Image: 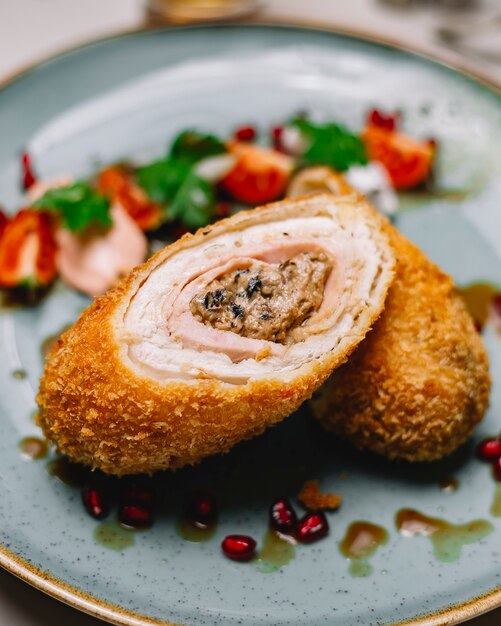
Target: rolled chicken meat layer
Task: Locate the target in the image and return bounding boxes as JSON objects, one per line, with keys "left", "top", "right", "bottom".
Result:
{"left": 121, "top": 196, "right": 392, "bottom": 384}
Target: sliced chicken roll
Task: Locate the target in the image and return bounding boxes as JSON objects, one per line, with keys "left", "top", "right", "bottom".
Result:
{"left": 37, "top": 194, "right": 395, "bottom": 475}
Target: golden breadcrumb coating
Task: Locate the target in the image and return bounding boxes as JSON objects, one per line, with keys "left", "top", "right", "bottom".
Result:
{"left": 310, "top": 224, "right": 491, "bottom": 462}
{"left": 297, "top": 480, "right": 342, "bottom": 511}
{"left": 37, "top": 195, "right": 395, "bottom": 475}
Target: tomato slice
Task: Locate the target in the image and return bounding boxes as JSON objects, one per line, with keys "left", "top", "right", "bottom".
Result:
{"left": 221, "top": 141, "right": 294, "bottom": 204}
{"left": 0, "top": 209, "right": 57, "bottom": 287}
{"left": 362, "top": 126, "right": 435, "bottom": 190}
{"left": 98, "top": 166, "right": 162, "bottom": 231}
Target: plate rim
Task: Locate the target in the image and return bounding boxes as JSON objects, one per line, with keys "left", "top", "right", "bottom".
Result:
{"left": 1, "top": 21, "right": 500, "bottom": 626}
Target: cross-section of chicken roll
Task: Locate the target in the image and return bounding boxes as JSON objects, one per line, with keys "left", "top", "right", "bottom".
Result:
{"left": 37, "top": 194, "right": 395, "bottom": 475}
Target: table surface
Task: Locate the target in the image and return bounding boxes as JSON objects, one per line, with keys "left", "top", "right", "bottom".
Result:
{"left": 0, "top": 1, "right": 500, "bottom": 625}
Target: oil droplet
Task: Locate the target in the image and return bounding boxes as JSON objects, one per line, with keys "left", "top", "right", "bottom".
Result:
{"left": 339, "top": 521, "right": 389, "bottom": 577}
{"left": 256, "top": 530, "right": 296, "bottom": 573}
{"left": 458, "top": 283, "right": 499, "bottom": 329}
{"left": 439, "top": 476, "right": 458, "bottom": 492}
{"left": 396, "top": 509, "right": 493, "bottom": 562}
{"left": 490, "top": 483, "right": 501, "bottom": 517}
{"left": 12, "top": 369, "right": 27, "bottom": 380}
{"left": 41, "top": 324, "right": 71, "bottom": 359}
{"left": 19, "top": 437, "right": 49, "bottom": 460}
{"left": 47, "top": 457, "right": 89, "bottom": 487}
{"left": 94, "top": 520, "right": 135, "bottom": 551}
{"left": 176, "top": 518, "right": 217, "bottom": 542}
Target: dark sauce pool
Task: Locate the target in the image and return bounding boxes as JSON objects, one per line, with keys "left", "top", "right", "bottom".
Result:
{"left": 339, "top": 521, "right": 389, "bottom": 577}
{"left": 19, "top": 436, "right": 49, "bottom": 460}
{"left": 396, "top": 509, "right": 493, "bottom": 562}
{"left": 256, "top": 530, "right": 296, "bottom": 573}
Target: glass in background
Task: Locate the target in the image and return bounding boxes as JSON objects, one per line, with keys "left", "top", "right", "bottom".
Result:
{"left": 146, "top": 0, "right": 261, "bottom": 24}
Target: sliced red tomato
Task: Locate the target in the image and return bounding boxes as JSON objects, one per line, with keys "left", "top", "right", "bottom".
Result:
{"left": 0, "top": 209, "right": 57, "bottom": 288}
{"left": 97, "top": 166, "right": 162, "bottom": 231}
{"left": 221, "top": 141, "right": 294, "bottom": 205}
{"left": 362, "top": 126, "right": 435, "bottom": 190}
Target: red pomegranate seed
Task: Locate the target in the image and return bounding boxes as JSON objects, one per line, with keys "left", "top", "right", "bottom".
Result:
{"left": 296, "top": 511, "right": 329, "bottom": 544}
{"left": 476, "top": 438, "right": 501, "bottom": 462}
{"left": 269, "top": 498, "right": 297, "bottom": 534}
{"left": 234, "top": 126, "right": 256, "bottom": 142}
{"left": 186, "top": 492, "right": 218, "bottom": 529}
{"left": 21, "top": 152, "right": 37, "bottom": 190}
{"left": 82, "top": 480, "right": 110, "bottom": 520}
{"left": 271, "top": 126, "right": 284, "bottom": 151}
{"left": 474, "top": 320, "right": 483, "bottom": 333}
{"left": 119, "top": 482, "right": 154, "bottom": 529}
{"left": 221, "top": 535, "right": 256, "bottom": 561}
{"left": 368, "top": 109, "right": 398, "bottom": 131}
{"left": 120, "top": 504, "right": 152, "bottom": 527}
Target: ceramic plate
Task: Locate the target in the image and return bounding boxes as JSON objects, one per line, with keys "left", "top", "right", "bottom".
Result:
{"left": 1, "top": 25, "right": 501, "bottom": 626}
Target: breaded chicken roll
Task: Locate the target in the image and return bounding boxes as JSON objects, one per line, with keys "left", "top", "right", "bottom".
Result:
{"left": 37, "top": 194, "right": 395, "bottom": 475}
{"left": 310, "top": 224, "right": 490, "bottom": 462}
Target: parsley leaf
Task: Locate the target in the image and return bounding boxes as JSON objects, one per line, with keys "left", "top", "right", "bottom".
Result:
{"left": 291, "top": 119, "right": 367, "bottom": 172}
{"left": 137, "top": 158, "right": 191, "bottom": 205}
{"left": 32, "top": 182, "right": 112, "bottom": 232}
{"left": 169, "top": 171, "right": 215, "bottom": 229}
{"left": 169, "top": 131, "right": 226, "bottom": 164}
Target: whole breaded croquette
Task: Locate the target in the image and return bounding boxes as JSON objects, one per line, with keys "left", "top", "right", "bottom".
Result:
{"left": 310, "top": 223, "right": 491, "bottom": 462}
{"left": 36, "top": 194, "right": 395, "bottom": 476}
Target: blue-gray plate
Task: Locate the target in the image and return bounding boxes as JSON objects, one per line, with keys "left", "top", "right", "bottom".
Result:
{"left": 1, "top": 24, "right": 501, "bottom": 626}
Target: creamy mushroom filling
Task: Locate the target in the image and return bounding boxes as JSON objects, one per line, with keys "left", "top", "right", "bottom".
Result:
{"left": 189, "top": 252, "right": 333, "bottom": 344}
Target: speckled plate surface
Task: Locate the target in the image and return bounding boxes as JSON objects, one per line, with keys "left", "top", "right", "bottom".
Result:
{"left": 1, "top": 25, "right": 501, "bottom": 626}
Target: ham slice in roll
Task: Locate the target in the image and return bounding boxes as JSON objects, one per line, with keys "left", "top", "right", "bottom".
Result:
{"left": 37, "top": 194, "right": 395, "bottom": 475}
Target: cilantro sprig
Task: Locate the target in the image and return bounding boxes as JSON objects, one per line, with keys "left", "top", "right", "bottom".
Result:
{"left": 33, "top": 182, "right": 112, "bottom": 232}
{"left": 170, "top": 130, "right": 226, "bottom": 164}
{"left": 137, "top": 130, "right": 225, "bottom": 229}
{"left": 291, "top": 118, "right": 367, "bottom": 172}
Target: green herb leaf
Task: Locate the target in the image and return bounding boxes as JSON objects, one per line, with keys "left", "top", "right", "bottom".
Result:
{"left": 32, "top": 182, "right": 112, "bottom": 232}
{"left": 291, "top": 119, "right": 367, "bottom": 172}
{"left": 169, "top": 171, "right": 215, "bottom": 229}
{"left": 137, "top": 158, "right": 191, "bottom": 204}
{"left": 169, "top": 131, "right": 226, "bottom": 164}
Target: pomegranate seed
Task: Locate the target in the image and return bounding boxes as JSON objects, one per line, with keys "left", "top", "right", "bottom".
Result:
{"left": 368, "top": 109, "right": 398, "bottom": 131}
{"left": 476, "top": 438, "right": 501, "bottom": 462}
{"left": 21, "top": 152, "right": 37, "bottom": 190}
{"left": 269, "top": 498, "right": 297, "bottom": 534}
{"left": 118, "top": 482, "right": 154, "bottom": 529}
{"left": 494, "top": 457, "right": 501, "bottom": 481}
{"left": 474, "top": 320, "right": 483, "bottom": 333}
{"left": 234, "top": 126, "right": 256, "bottom": 142}
{"left": 185, "top": 492, "right": 218, "bottom": 529}
{"left": 271, "top": 126, "right": 284, "bottom": 151}
{"left": 221, "top": 534, "right": 256, "bottom": 561}
{"left": 296, "top": 511, "right": 329, "bottom": 544}
{"left": 82, "top": 479, "right": 110, "bottom": 520}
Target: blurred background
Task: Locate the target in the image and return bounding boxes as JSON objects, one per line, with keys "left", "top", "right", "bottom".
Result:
{"left": 0, "top": 0, "right": 500, "bottom": 83}
{"left": 0, "top": 1, "right": 500, "bottom": 625}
